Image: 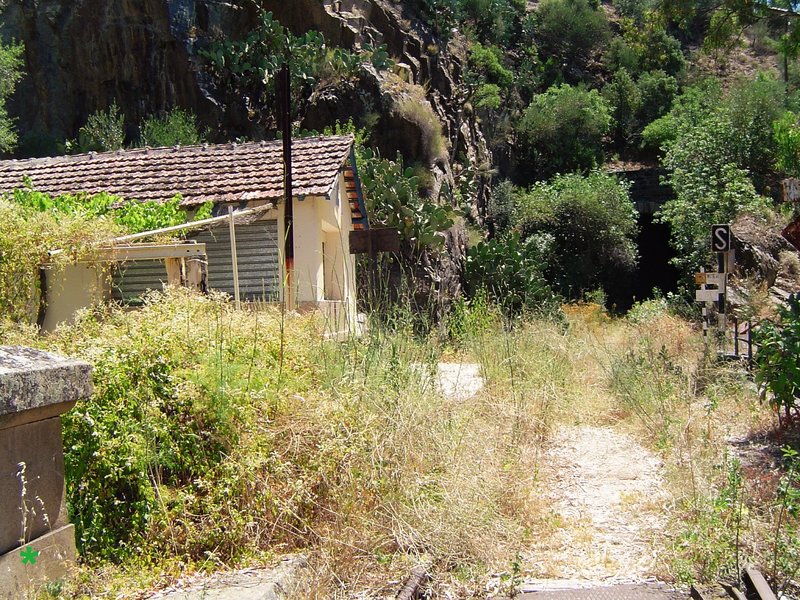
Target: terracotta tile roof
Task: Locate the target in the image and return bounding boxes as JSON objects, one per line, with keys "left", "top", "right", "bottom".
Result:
{"left": 0, "top": 135, "right": 354, "bottom": 206}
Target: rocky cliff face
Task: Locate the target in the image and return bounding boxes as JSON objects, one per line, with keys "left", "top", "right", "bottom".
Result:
{"left": 1, "top": 0, "right": 489, "bottom": 184}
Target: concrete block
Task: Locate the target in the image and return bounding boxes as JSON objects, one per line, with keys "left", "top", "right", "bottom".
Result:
{"left": 0, "top": 525, "right": 77, "bottom": 600}
{"left": 0, "top": 346, "right": 92, "bottom": 430}
{"left": 0, "top": 346, "right": 91, "bottom": 596}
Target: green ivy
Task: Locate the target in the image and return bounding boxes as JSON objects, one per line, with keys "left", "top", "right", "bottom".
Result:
{"left": 9, "top": 183, "right": 212, "bottom": 234}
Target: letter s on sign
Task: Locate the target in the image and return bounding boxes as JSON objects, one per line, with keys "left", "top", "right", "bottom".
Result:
{"left": 711, "top": 224, "right": 730, "bottom": 252}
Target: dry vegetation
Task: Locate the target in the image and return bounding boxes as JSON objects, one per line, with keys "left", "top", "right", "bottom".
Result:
{"left": 2, "top": 293, "right": 796, "bottom": 598}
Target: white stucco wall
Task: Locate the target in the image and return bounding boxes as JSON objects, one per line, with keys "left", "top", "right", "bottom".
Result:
{"left": 41, "top": 263, "right": 109, "bottom": 331}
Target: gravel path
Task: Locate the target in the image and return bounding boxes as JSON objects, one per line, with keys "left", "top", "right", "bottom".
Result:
{"left": 525, "top": 425, "right": 670, "bottom": 585}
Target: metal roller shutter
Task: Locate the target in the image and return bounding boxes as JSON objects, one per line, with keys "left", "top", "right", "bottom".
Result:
{"left": 190, "top": 220, "right": 280, "bottom": 301}
{"left": 112, "top": 260, "right": 169, "bottom": 304}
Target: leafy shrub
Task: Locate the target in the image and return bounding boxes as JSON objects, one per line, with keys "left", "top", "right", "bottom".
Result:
{"left": 612, "top": 0, "right": 655, "bottom": 23}
{"left": 641, "top": 80, "right": 723, "bottom": 154}
{"left": 472, "top": 83, "right": 503, "bottom": 110}
{"left": 636, "top": 70, "right": 679, "bottom": 128}
{"left": 513, "top": 171, "right": 638, "bottom": 300}
{"left": 516, "top": 84, "right": 612, "bottom": 183}
{"left": 534, "top": 0, "right": 610, "bottom": 82}
{"left": 140, "top": 108, "right": 202, "bottom": 148}
{"left": 754, "top": 294, "right": 800, "bottom": 427}
{"left": 468, "top": 42, "right": 514, "bottom": 89}
{"left": 75, "top": 102, "right": 126, "bottom": 152}
{"left": 660, "top": 144, "right": 769, "bottom": 281}
{"left": 604, "top": 69, "right": 678, "bottom": 149}
{"left": 464, "top": 231, "right": 561, "bottom": 317}
{"left": 460, "top": 0, "right": 526, "bottom": 45}
{"left": 603, "top": 69, "right": 642, "bottom": 146}
{"left": 723, "top": 77, "right": 786, "bottom": 186}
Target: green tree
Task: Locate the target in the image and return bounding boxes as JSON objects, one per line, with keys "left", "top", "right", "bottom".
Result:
{"left": 663, "top": 0, "right": 800, "bottom": 51}
{"left": 641, "top": 79, "right": 723, "bottom": 153}
{"left": 604, "top": 68, "right": 678, "bottom": 150}
{"left": 658, "top": 114, "right": 771, "bottom": 280}
{"left": 140, "top": 108, "right": 203, "bottom": 148}
{"left": 0, "top": 36, "right": 23, "bottom": 152}
{"left": 513, "top": 171, "right": 639, "bottom": 300}
{"left": 603, "top": 69, "right": 643, "bottom": 146}
{"left": 604, "top": 17, "right": 685, "bottom": 77}
{"left": 774, "top": 111, "right": 800, "bottom": 175}
{"left": 516, "top": 84, "right": 612, "bottom": 182}
{"left": 75, "top": 102, "right": 126, "bottom": 152}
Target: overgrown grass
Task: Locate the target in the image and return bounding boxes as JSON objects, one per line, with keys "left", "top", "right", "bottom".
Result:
{"left": 3, "top": 292, "right": 797, "bottom": 597}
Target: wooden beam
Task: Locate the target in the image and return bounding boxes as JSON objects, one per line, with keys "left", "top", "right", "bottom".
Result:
{"left": 744, "top": 567, "right": 778, "bottom": 600}
{"left": 97, "top": 243, "right": 207, "bottom": 261}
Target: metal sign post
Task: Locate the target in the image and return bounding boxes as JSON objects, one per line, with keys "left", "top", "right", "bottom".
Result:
{"left": 695, "top": 224, "right": 735, "bottom": 356}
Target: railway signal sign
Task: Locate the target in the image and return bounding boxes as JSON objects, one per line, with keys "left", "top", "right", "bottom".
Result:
{"left": 695, "top": 288, "right": 724, "bottom": 302}
{"left": 694, "top": 272, "right": 727, "bottom": 288}
{"left": 711, "top": 224, "right": 731, "bottom": 252}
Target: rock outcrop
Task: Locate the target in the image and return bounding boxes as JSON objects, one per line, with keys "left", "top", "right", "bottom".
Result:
{"left": 1, "top": 0, "right": 489, "bottom": 193}
{"left": 730, "top": 214, "right": 800, "bottom": 312}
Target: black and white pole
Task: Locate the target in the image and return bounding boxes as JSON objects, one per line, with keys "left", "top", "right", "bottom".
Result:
{"left": 711, "top": 224, "right": 732, "bottom": 354}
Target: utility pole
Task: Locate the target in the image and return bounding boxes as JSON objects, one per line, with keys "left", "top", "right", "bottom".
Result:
{"left": 278, "top": 62, "right": 294, "bottom": 309}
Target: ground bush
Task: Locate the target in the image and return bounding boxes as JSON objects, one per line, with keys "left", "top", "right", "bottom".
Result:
{"left": 513, "top": 171, "right": 638, "bottom": 302}
{"left": 754, "top": 294, "right": 800, "bottom": 426}
{"left": 30, "top": 291, "right": 319, "bottom": 560}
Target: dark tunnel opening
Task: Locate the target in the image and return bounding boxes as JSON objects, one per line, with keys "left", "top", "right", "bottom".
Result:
{"left": 631, "top": 213, "right": 680, "bottom": 307}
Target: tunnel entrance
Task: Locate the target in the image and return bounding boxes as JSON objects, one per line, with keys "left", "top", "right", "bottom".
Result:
{"left": 606, "top": 166, "right": 680, "bottom": 312}
{"left": 606, "top": 213, "right": 679, "bottom": 313}
{"left": 632, "top": 213, "right": 680, "bottom": 304}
